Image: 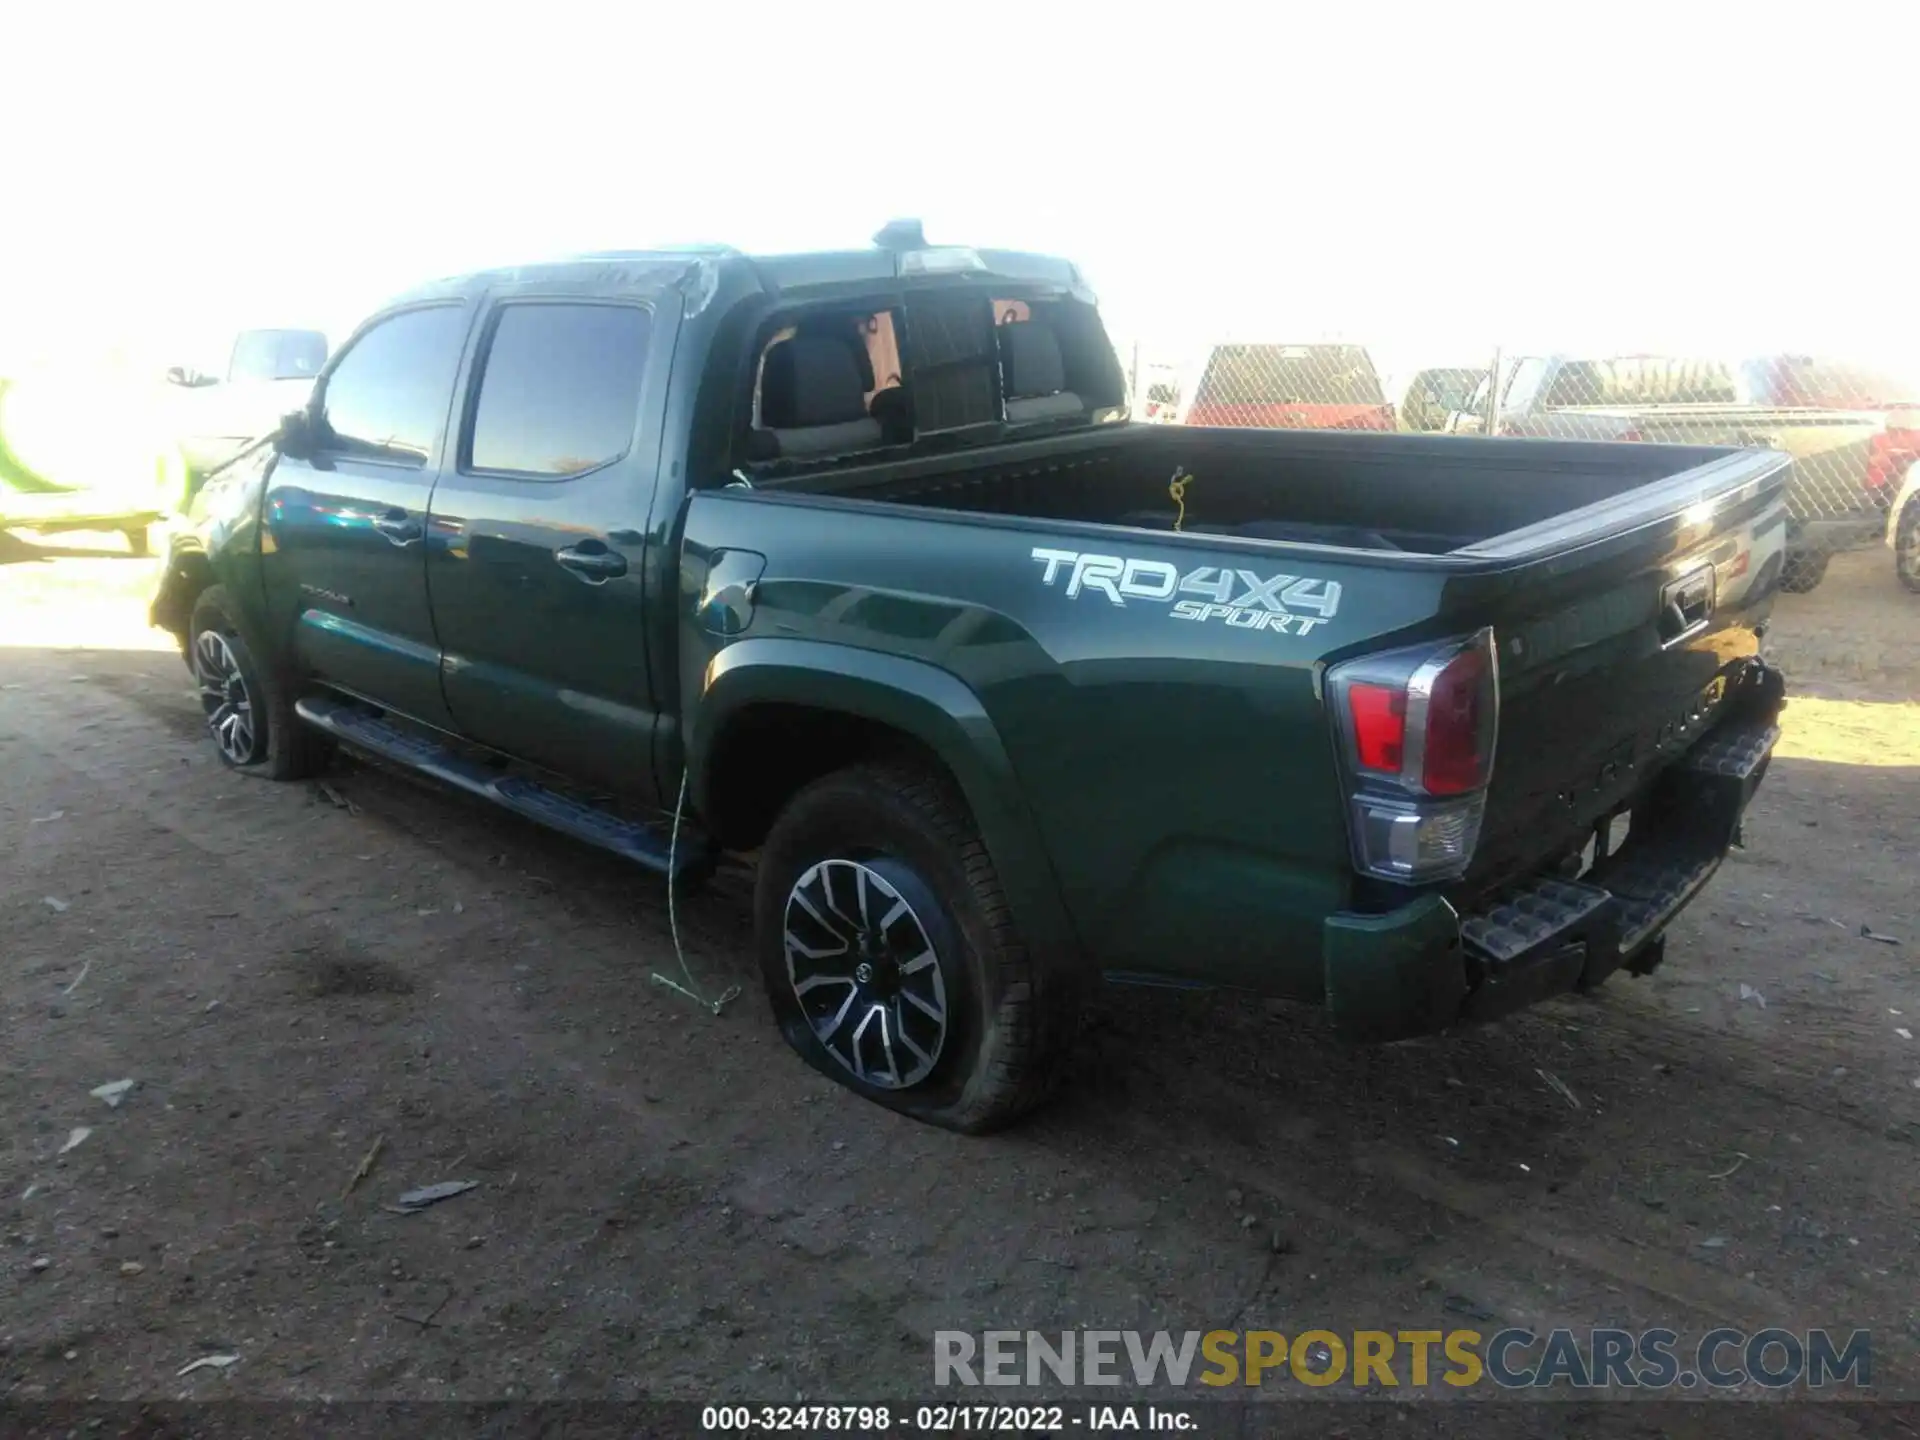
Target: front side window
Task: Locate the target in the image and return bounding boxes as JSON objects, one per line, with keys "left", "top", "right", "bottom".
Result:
{"left": 318, "top": 306, "right": 469, "bottom": 465}
{"left": 469, "top": 303, "right": 653, "bottom": 477}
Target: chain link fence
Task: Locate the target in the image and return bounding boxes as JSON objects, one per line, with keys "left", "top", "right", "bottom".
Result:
{"left": 1129, "top": 341, "right": 1919, "bottom": 593}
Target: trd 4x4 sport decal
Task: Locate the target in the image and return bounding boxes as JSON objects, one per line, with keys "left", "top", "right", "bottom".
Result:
{"left": 1030, "top": 547, "right": 1341, "bottom": 637}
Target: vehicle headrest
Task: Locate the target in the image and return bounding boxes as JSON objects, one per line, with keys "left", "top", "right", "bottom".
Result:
{"left": 999, "top": 321, "right": 1067, "bottom": 399}
{"left": 794, "top": 319, "right": 876, "bottom": 391}
{"left": 761, "top": 337, "right": 871, "bottom": 429}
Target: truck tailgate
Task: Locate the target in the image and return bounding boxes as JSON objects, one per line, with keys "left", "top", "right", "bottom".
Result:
{"left": 1443, "top": 443, "right": 1791, "bottom": 903}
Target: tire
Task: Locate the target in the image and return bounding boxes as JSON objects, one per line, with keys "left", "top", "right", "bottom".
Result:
{"left": 754, "top": 761, "right": 1081, "bottom": 1133}
{"left": 188, "top": 584, "right": 333, "bottom": 780}
{"left": 1779, "top": 549, "right": 1829, "bottom": 594}
{"left": 1896, "top": 500, "right": 1920, "bottom": 595}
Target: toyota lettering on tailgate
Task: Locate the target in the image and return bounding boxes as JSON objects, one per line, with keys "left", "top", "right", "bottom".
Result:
{"left": 1030, "top": 547, "right": 1341, "bottom": 637}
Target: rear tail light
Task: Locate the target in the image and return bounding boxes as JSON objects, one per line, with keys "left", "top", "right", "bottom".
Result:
{"left": 1326, "top": 629, "right": 1500, "bottom": 883}
{"left": 1617, "top": 427, "right": 1644, "bottom": 443}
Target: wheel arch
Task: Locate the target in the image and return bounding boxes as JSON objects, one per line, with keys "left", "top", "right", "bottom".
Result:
{"left": 150, "top": 542, "right": 216, "bottom": 645}
{"left": 690, "top": 638, "right": 1083, "bottom": 968}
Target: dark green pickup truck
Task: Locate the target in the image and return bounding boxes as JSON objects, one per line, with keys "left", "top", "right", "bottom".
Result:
{"left": 151, "top": 227, "right": 1789, "bottom": 1131}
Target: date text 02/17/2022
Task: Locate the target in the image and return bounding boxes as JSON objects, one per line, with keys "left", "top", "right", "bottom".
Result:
{"left": 699, "top": 1404, "right": 1196, "bottom": 1431}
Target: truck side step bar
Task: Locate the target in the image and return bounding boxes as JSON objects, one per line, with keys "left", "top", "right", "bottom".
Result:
{"left": 293, "top": 696, "right": 715, "bottom": 881}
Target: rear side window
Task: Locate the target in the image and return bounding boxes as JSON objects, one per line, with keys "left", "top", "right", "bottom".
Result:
{"left": 319, "top": 306, "right": 469, "bottom": 465}
{"left": 469, "top": 303, "right": 652, "bottom": 477}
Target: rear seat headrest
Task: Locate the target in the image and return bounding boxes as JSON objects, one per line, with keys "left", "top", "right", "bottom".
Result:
{"left": 999, "top": 321, "right": 1068, "bottom": 399}
{"left": 761, "top": 337, "right": 872, "bottom": 429}
{"left": 795, "top": 320, "right": 876, "bottom": 391}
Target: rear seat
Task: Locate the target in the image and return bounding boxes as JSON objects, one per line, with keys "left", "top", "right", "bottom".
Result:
{"left": 998, "top": 321, "right": 1083, "bottom": 422}
{"left": 758, "top": 336, "right": 884, "bottom": 459}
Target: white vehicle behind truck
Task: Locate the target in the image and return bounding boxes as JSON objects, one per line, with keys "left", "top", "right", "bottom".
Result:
{"left": 164, "top": 327, "right": 329, "bottom": 492}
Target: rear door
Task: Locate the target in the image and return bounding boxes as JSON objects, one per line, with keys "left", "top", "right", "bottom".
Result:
{"left": 260, "top": 303, "right": 472, "bottom": 728}
{"left": 424, "top": 286, "right": 677, "bottom": 801}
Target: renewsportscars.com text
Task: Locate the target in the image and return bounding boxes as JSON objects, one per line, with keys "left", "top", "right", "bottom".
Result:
{"left": 934, "top": 1328, "right": 1871, "bottom": 1391}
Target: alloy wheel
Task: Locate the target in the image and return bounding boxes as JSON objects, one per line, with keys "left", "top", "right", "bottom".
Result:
{"left": 194, "top": 629, "right": 258, "bottom": 765}
{"left": 783, "top": 858, "right": 948, "bottom": 1089}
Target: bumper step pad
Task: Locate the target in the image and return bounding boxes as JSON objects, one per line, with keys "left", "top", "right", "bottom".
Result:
{"left": 1460, "top": 876, "right": 1613, "bottom": 965}
{"left": 1681, "top": 723, "right": 1779, "bottom": 782}
{"left": 1593, "top": 844, "right": 1723, "bottom": 957}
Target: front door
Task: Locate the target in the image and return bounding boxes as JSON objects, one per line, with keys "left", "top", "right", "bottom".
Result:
{"left": 261, "top": 302, "right": 472, "bottom": 728}
{"left": 425, "top": 291, "right": 674, "bottom": 800}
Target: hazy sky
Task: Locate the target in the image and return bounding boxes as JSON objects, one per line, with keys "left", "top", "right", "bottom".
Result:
{"left": 8, "top": 0, "right": 1918, "bottom": 387}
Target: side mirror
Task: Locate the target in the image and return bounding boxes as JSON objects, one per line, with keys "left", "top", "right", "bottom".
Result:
{"left": 274, "top": 409, "right": 317, "bottom": 460}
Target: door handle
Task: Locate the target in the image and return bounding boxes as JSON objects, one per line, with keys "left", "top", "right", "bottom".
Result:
{"left": 555, "top": 541, "right": 628, "bottom": 581}
{"left": 374, "top": 510, "right": 422, "bottom": 546}
{"left": 1658, "top": 566, "right": 1715, "bottom": 647}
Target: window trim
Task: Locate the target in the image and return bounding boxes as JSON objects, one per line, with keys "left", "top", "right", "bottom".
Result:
{"left": 457, "top": 297, "right": 656, "bottom": 484}
{"left": 311, "top": 302, "right": 469, "bottom": 471}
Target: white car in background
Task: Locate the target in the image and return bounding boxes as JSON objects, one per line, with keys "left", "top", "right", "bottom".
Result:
{"left": 1887, "top": 450, "right": 1920, "bottom": 592}
{"left": 164, "top": 327, "right": 329, "bottom": 492}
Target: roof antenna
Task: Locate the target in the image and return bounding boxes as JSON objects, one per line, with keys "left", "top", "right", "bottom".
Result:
{"left": 872, "top": 218, "right": 927, "bottom": 252}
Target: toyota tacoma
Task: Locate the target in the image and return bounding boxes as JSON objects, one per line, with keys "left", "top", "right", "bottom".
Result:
{"left": 150, "top": 225, "right": 1789, "bottom": 1131}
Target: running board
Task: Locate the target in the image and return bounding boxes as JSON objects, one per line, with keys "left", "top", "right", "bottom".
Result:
{"left": 293, "top": 696, "right": 713, "bottom": 880}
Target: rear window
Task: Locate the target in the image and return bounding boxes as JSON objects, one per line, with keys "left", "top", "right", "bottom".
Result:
{"left": 1417, "top": 368, "right": 1483, "bottom": 412}
{"left": 1193, "top": 345, "right": 1384, "bottom": 406}
{"left": 469, "top": 303, "right": 652, "bottom": 477}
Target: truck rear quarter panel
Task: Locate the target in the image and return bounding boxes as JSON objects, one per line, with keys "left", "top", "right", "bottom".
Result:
{"left": 681, "top": 490, "right": 1454, "bottom": 996}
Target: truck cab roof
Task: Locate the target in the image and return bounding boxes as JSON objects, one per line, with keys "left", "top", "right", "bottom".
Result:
{"left": 383, "top": 235, "right": 1090, "bottom": 312}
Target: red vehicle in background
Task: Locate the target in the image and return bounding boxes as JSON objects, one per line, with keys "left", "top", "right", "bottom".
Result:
{"left": 1177, "top": 343, "right": 1396, "bottom": 430}
{"left": 1744, "top": 355, "right": 1919, "bottom": 512}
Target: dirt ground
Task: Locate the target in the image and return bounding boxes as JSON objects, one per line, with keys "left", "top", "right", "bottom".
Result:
{"left": 2, "top": 531, "right": 1917, "bottom": 1428}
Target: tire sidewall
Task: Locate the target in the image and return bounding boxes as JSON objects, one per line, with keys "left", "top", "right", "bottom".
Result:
{"left": 754, "top": 772, "right": 996, "bottom": 1123}
{"left": 1897, "top": 498, "right": 1920, "bottom": 593}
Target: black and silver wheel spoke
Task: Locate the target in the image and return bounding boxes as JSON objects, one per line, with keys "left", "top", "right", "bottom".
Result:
{"left": 193, "top": 630, "right": 257, "bottom": 765}
{"left": 784, "top": 858, "right": 948, "bottom": 1091}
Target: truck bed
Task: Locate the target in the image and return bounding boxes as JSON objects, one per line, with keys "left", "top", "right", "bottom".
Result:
{"left": 785, "top": 424, "right": 1755, "bottom": 558}
{"left": 705, "top": 427, "right": 1789, "bottom": 953}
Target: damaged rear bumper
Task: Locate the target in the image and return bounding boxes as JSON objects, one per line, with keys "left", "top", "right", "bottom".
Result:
{"left": 1323, "top": 661, "right": 1784, "bottom": 1043}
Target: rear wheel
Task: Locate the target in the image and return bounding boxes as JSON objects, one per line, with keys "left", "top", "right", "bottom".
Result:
{"left": 1896, "top": 498, "right": 1920, "bottom": 595}
{"left": 754, "top": 761, "right": 1080, "bottom": 1133}
{"left": 188, "top": 585, "right": 332, "bottom": 779}
{"left": 1779, "top": 548, "right": 1829, "bottom": 594}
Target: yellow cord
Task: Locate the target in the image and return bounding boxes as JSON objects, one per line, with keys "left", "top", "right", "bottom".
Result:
{"left": 1168, "top": 467, "right": 1194, "bottom": 532}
